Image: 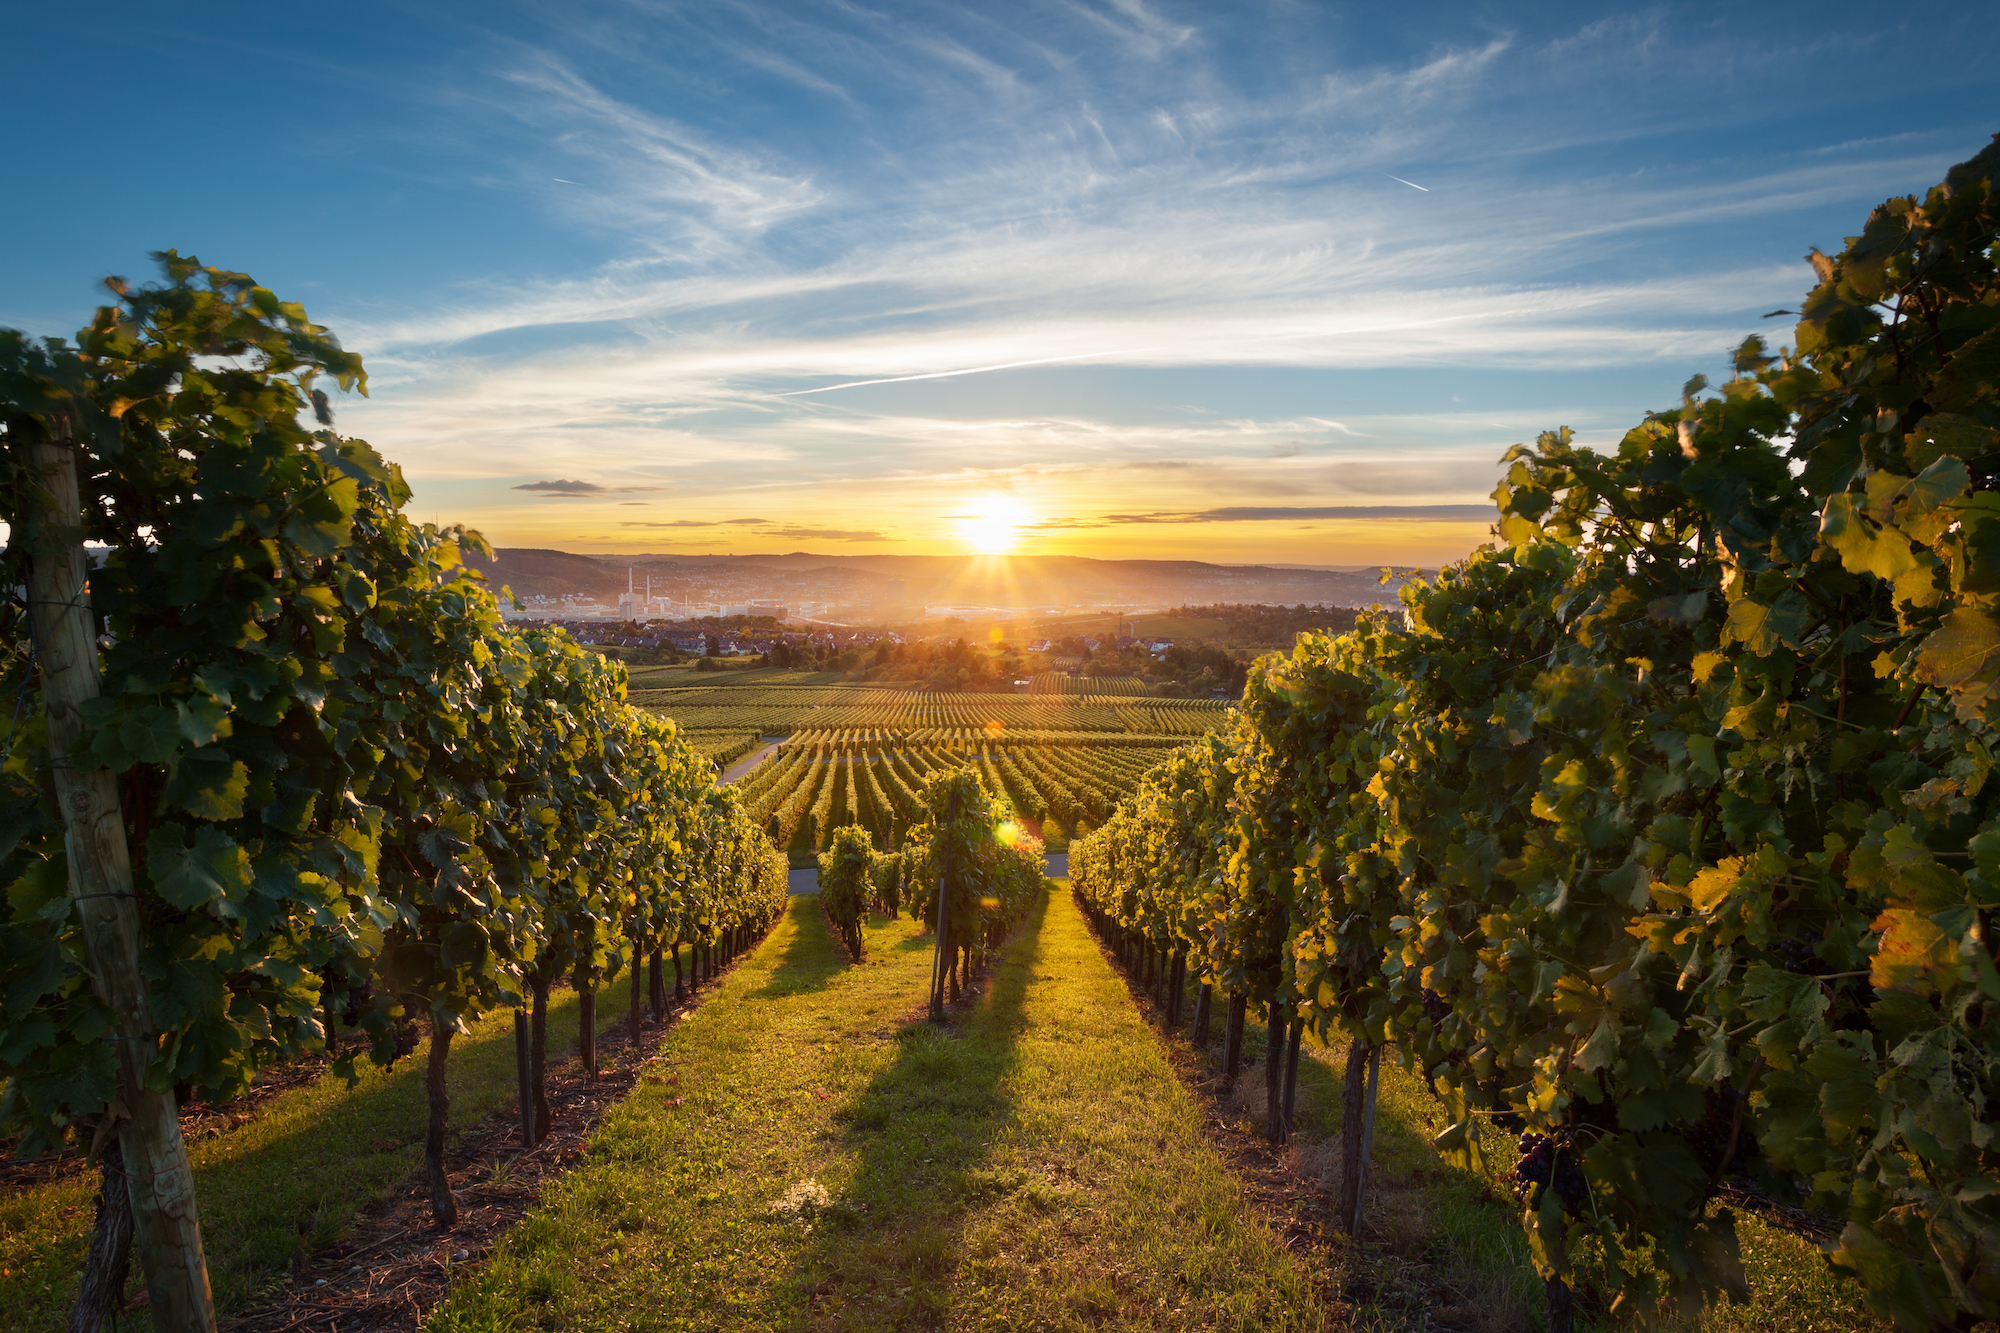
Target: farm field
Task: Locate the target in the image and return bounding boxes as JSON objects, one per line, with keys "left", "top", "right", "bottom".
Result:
{"left": 634, "top": 678, "right": 1232, "bottom": 856}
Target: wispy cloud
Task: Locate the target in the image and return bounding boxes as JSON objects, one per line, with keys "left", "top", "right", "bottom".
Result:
{"left": 302, "top": 2, "right": 1986, "bottom": 558}
{"left": 1036, "top": 504, "right": 1496, "bottom": 528}
{"left": 511, "top": 478, "right": 669, "bottom": 497}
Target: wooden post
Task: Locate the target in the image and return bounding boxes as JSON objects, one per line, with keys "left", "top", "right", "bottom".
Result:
{"left": 930, "top": 787, "right": 955, "bottom": 1020}
{"left": 1193, "top": 983, "right": 1212, "bottom": 1045}
{"left": 513, "top": 1010, "right": 532, "bottom": 1148}
{"left": 1222, "top": 992, "right": 1246, "bottom": 1090}
{"left": 627, "top": 931, "right": 643, "bottom": 1049}
{"left": 1337, "top": 1040, "right": 1379, "bottom": 1233}
{"left": 1265, "top": 1003, "right": 1285, "bottom": 1143}
{"left": 1281, "top": 1014, "right": 1304, "bottom": 1141}
{"left": 25, "top": 418, "right": 218, "bottom": 1332}
{"left": 577, "top": 980, "right": 597, "bottom": 1080}
{"left": 426, "top": 1024, "right": 457, "bottom": 1228}
{"left": 528, "top": 976, "right": 551, "bottom": 1143}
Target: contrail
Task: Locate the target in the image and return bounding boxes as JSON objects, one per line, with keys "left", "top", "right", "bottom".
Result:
{"left": 779, "top": 347, "right": 1156, "bottom": 396}
{"left": 1386, "top": 175, "right": 1429, "bottom": 192}
{"left": 553, "top": 177, "right": 579, "bottom": 184}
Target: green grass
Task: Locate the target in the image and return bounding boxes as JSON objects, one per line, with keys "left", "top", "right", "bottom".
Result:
{"left": 430, "top": 889, "right": 1328, "bottom": 1332}
{"left": 3, "top": 888, "right": 1885, "bottom": 1333}
{"left": 0, "top": 966, "right": 656, "bottom": 1333}
{"left": 1140, "top": 959, "right": 1888, "bottom": 1333}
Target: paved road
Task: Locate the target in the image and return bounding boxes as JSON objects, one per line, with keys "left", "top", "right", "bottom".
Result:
{"left": 719, "top": 738, "right": 783, "bottom": 785}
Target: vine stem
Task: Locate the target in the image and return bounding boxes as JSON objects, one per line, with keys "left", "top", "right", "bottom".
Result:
{"left": 1893, "top": 681, "right": 1927, "bottom": 731}
{"left": 1710, "top": 1056, "right": 1768, "bottom": 1193}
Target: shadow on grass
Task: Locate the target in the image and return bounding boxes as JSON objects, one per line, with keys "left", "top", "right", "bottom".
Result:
{"left": 781, "top": 893, "right": 1047, "bottom": 1328}
{"left": 44, "top": 973, "right": 640, "bottom": 1327}
{"left": 753, "top": 895, "right": 852, "bottom": 999}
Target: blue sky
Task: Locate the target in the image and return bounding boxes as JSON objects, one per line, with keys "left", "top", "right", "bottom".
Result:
{"left": 5, "top": 1, "right": 1996, "bottom": 564}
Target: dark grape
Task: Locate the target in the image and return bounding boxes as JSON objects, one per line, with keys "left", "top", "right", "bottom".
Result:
{"left": 1553, "top": 1155, "right": 1588, "bottom": 1210}
{"left": 1514, "top": 1133, "right": 1552, "bottom": 1204}
{"left": 341, "top": 978, "right": 374, "bottom": 1028}
{"left": 1775, "top": 934, "right": 1827, "bottom": 976}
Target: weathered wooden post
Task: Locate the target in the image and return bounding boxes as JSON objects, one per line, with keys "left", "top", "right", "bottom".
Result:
{"left": 25, "top": 417, "right": 218, "bottom": 1331}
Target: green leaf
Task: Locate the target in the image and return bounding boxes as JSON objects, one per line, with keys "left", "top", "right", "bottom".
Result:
{"left": 1578, "top": 1012, "right": 1619, "bottom": 1072}
{"left": 1906, "top": 413, "right": 2000, "bottom": 471}
{"left": 162, "top": 747, "right": 251, "bottom": 821}
{"left": 176, "top": 695, "right": 232, "bottom": 748}
{"left": 146, "top": 822, "right": 252, "bottom": 912}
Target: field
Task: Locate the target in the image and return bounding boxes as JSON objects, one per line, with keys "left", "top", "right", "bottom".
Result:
{"left": 630, "top": 677, "right": 1232, "bottom": 856}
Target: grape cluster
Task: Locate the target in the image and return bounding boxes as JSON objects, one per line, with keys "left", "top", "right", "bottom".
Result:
{"left": 340, "top": 978, "right": 375, "bottom": 1028}
{"left": 1775, "top": 934, "right": 1827, "bottom": 976}
{"left": 1514, "top": 1133, "right": 1588, "bottom": 1212}
{"left": 392, "top": 1021, "right": 421, "bottom": 1061}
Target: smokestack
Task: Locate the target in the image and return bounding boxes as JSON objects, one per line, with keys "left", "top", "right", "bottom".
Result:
{"left": 628, "top": 566, "right": 634, "bottom": 594}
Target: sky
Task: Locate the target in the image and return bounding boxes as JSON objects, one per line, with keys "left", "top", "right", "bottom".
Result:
{"left": 4, "top": 1, "right": 1997, "bottom": 566}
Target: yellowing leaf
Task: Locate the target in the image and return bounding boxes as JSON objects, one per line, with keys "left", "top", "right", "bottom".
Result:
{"left": 1915, "top": 606, "right": 2000, "bottom": 691}
{"left": 1821, "top": 493, "right": 1920, "bottom": 580}
{"left": 1869, "top": 909, "right": 1962, "bottom": 995}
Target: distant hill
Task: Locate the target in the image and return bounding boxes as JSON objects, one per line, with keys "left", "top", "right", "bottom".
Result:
{"left": 462, "top": 548, "right": 627, "bottom": 599}
{"left": 468, "top": 547, "right": 1428, "bottom": 612}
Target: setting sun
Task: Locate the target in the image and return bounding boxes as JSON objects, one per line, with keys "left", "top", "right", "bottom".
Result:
{"left": 957, "top": 494, "right": 1029, "bottom": 554}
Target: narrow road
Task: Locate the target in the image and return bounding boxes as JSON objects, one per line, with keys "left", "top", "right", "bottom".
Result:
{"left": 430, "top": 888, "right": 1328, "bottom": 1330}
{"left": 719, "top": 736, "right": 782, "bottom": 784}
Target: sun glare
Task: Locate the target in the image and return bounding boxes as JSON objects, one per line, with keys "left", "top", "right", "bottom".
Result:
{"left": 958, "top": 495, "right": 1029, "bottom": 554}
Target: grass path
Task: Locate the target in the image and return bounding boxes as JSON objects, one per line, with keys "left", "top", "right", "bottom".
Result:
{"left": 429, "top": 888, "right": 1327, "bottom": 1332}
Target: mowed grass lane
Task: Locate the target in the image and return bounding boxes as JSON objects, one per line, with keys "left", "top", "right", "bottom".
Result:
{"left": 430, "top": 888, "right": 1326, "bottom": 1332}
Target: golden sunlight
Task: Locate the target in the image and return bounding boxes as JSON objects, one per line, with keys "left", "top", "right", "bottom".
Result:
{"left": 957, "top": 494, "right": 1028, "bottom": 554}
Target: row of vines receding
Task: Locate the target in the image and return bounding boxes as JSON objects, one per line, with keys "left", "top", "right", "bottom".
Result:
{"left": 0, "top": 255, "right": 791, "bottom": 1327}
{"left": 1071, "top": 136, "right": 2000, "bottom": 1332}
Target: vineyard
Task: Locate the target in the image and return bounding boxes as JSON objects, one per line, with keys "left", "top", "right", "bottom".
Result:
{"left": 630, "top": 679, "right": 1226, "bottom": 738}
{"left": 1028, "top": 671, "right": 1153, "bottom": 695}
{"left": 4, "top": 140, "right": 1996, "bottom": 1333}
{"left": 0, "top": 259, "right": 1026, "bottom": 1331}
{"left": 633, "top": 679, "right": 1231, "bottom": 856}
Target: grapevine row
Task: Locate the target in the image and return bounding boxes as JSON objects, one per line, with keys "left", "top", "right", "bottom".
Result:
{"left": 0, "top": 259, "right": 791, "bottom": 1324}
{"left": 1073, "top": 142, "right": 2000, "bottom": 1333}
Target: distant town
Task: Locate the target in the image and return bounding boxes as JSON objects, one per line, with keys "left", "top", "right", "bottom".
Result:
{"left": 465, "top": 547, "right": 1418, "bottom": 629}
{"left": 461, "top": 547, "right": 1414, "bottom": 695}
